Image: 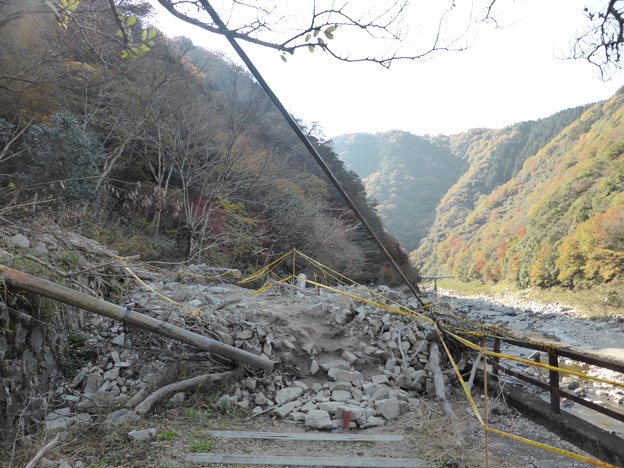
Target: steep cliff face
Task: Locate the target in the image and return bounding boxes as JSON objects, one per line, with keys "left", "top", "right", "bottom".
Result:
{"left": 0, "top": 228, "right": 122, "bottom": 441}
{"left": 333, "top": 93, "right": 624, "bottom": 289}
{"left": 0, "top": 293, "right": 71, "bottom": 440}
{"left": 420, "top": 106, "right": 592, "bottom": 253}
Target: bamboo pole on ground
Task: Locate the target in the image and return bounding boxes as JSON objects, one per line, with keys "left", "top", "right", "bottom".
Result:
{"left": 0, "top": 265, "right": 274, "bottom": 371}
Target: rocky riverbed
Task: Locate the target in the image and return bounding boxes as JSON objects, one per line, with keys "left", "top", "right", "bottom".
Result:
{"left": 434, "top": 289, "right": 624, "bottom": 438}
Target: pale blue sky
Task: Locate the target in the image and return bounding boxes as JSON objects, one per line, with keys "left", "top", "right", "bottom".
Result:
{"left": 153, "top": 0, "right": 624, "bottom": 138}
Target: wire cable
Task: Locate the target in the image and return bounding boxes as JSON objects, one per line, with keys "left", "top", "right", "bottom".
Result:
{"left": 198, "top": 0, "right": 426, "bottom": 307}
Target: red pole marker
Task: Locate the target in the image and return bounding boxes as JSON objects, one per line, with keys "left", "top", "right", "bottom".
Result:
{"left": 343, "top": 410, "right": 350, "bottom": 430}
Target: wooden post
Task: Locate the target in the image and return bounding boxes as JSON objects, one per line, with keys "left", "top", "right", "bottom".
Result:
{"left": 493, "top": 338, "right": 500, "bottom": 377}
{"left": 549, "top": 352, "right": 560, "bottom": 414}
{"left": 482, "top": 337, "right": 490, "bottom": 468}
{"left": 0, "top": 265, "right": 274, "bottom": 371}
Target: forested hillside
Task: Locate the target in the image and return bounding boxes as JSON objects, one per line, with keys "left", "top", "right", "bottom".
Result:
{"left": 333, "top": 132, "right": 464, "bottom": 252}
{"left": 419, "top": 93, "right": 624, "bottom": 289}
{"left": 333, "top": 97, "right": 624, "bottom": 291}
{"left": 0, "top": 0, "right": 416, "bottom": 284}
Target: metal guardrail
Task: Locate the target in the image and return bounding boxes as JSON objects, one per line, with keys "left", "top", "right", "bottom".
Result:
{"left": 489, "top": 337, "right": 624, "bottom": 424}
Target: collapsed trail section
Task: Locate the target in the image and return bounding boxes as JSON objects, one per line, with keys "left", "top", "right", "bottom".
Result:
{"left": 198, "top": 0, "right": 426, "bottom": 306}
{"left": 0, "top": 263, "right": 274, "bottom": 371}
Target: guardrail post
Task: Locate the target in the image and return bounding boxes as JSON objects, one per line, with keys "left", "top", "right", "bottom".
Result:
{"left": 548, "top": 352, "right": 560, "bottom": 413}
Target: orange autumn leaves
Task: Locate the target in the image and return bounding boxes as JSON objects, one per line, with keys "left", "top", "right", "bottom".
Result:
{"left": 556, "top": 204, "right": 624, "bottom": 286}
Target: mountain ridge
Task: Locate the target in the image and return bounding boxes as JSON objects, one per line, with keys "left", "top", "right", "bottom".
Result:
{"left": 331, "top": 92, "right": 624, "bottom": 289}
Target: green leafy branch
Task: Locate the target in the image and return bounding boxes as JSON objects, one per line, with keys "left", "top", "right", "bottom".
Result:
{"left": 116, "top": 15, "right": 158, "bottom": 59}
{"left": 280, "top": 25, "right": 337, "bottom": 62}
{"left": 51, "top": 0, "right": 80, "bottom": 28}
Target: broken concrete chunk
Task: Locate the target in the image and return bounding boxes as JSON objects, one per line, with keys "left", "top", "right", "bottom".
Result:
{"left": 331, "top": 389, "right": 351, "bottom": 402}
{"left": 254, "top": 393, "right": 268, "bottom": 405}
{"left": 327, "top": 368, "right": 363, "bottom": 383}
{"left": 336, "top": 404, "right": 365, "bottom": 423}
{"left": 111, "top": 333, "right": 125, "bottom": 346}
{"left": 45, "top": 418, "right": 72, "bottom": 435}
{"left": 292, "top": 380, "right": 310, "bottom": 391}
{"left": 342, "top": 350, "right": 358, "bottom": 363}
{"left": 319, "top": 360, "right": 350, "bottom": 372}
{"left": 275, "top": 386, "right": 303, "bottom": 405}
{"left": 328, "top": 381, "right": 352, "bottom": 392}
{"left": 244, "top": 377, "right": 258, "bottom": 391}
{"left": 273, "top": 400, "right": 300, "bottom": 418}
{"left": 10, "top": 234, "right": 30, "bottom": 249}
{"left": 236, "top": 329, "right": 253, "bottom": 340}
{"left": 361, "top": 382, "right": 380, "bottom": 397}
{"left": 83, "top": 373, "right": 103, "bottom": 394}
{"left": 371, "top": 374, "right": 390, "bottom": 385}
{"left": 166, "top": 392, "right": 185, "bottom": 408}
{"left": 376, "top": 397, "right": 401, "bottom": 420}
{"left": 300, "top": 400, "right": 317, "bottom": 412}
{"left": 242, "top": 342, "right": 262, "bottom": 355}
{"left": 317, "top": 401, "right": 342, "bottom": 414}
{"left": 103, "top": 367, "right": 120, "bottom": 382}
{"left": 290, "top": 411, "right": 307, "bottom": 421}
{"left": 371, "top": 386, "right": 391, "bottom": 401}
{"left": 304, "top": 409, "right": 335, "bottom": 430}
{"left": 302, "top": 341, "right": 316, "bottom": 355}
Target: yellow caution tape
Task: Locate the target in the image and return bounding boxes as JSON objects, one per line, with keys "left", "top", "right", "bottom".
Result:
{"left": 142, "top": 264, "right": 232, "bottom": 279}
{"left": 296, "top": 250, "right": 419, "bottom": 311}
{"left": 434, "top": 323, "right": 620, "bottom": 468}
{"left": 449, "top": 331, "right": 624, "bottom": 388}
{"left": 117, "top": 247, "right": 621, "bottom": 467}
{"left": 244, "top": 249, "right": 623, "bottom": 387}
{"left": 310, "top": 279, "right": 433, "bottom": 323}
{"left": 239, "top": 249, "right": 294, "bottom": 284}
{"left": 116, "top": 257, "right": 204, "bottom": 316}
{"left": 434, "top": 322, "right": 486, "bottom": 426}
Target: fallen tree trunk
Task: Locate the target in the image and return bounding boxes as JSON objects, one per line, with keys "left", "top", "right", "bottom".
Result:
{"left": 134, "top": 371, "right": 236, "bottom": 415}
{"left": 428, "top": 342, "right": 455, "bottom": 417}
{"left": 0, "top": 265, "right": 274, "bottom": 371}
{"left": 24, "top": 434, "right": 61, "bottom": 468}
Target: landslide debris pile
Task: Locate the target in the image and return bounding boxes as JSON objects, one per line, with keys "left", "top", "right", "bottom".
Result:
{"left": 52, "top": 269, "right": 458, "bottom": 432}
{"left": 1, "top": 225, "right": 470, "bottom": 458}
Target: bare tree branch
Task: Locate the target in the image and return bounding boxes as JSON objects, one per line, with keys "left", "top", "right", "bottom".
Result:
{"left": 572, "top": 0, "right": 624, "bottom": 78}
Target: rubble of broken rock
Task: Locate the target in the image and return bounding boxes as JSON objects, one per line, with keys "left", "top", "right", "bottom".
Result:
{"left": 52, "top": 268, "right": 453, "bottom": 434}
{"left": 3, "top": 227, "right": 622, "bottom": 468}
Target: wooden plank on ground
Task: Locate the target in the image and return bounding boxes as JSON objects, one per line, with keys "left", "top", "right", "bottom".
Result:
{"left": 185, "top": 454, "right": 426, "bottom": 467}
{"left": 207, "top": 431, "right": 404, "bottom": 442}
